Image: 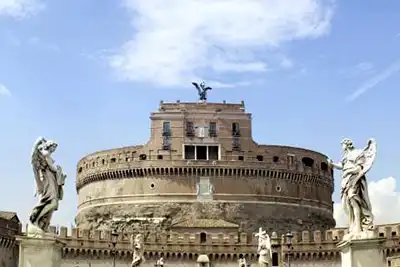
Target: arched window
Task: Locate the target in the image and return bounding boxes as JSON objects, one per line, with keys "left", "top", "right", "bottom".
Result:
{"left": 302, "top": 157, "right": 314, "bottom": 167}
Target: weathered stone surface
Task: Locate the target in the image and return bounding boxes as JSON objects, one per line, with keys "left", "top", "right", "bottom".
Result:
{"left": 76, "top": 201, "right": 334, "bottom": 234}
{"left": 337, "top": 237, "right": 386, "bottom": 267}
{"left": 17, "top": 236, "right": 65, "bottom": 267}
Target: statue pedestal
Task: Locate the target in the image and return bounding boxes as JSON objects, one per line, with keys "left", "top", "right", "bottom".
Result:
{"left": 17, "top": 235, "right": 65, "bottom": 267}
{"left": 337, "top": 237, "right": 386, "bottom": 267}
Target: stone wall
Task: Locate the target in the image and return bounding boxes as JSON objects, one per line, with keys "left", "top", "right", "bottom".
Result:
{"left": 61, "top": 258, "right": 341, "bottom": 267}
{"left": 38, "top": 223, "right": 400, "bottom": 262}
{"left": 0, "top": 212, "right": 20, "bottom": 267}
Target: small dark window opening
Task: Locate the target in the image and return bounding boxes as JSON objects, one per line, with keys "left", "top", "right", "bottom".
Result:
{"left": 196, "top": 146, "right": 207, "bottom": 160}
{"left": 392, "top": 231, "right": 396, "bottom": 236}
{"left": 302, "top": 157, "right": 314, "bottom": 167}
{"left": 273, "top": 156, "right": 279, "bottom": 163}
{"left": 200, "top": 232, "right": 207, "bottom": 243}
{"left": 78, "top": 167, "right": 82, "bottom": 173}
{"left": 139, "top": 154, "right": 147, "bottom": 160}
{"left": 272, "top": 252, "right": 279, "bottom": 266}
{"left": 321, "top": 162, "right": 328, "bottom": 171}
{"left": 162, "top": 121, "right": 171, "bottom": 136}
{"left": 238, "top": 156, "right": 244, "bottom": 161}
{"left": 102, "top": 159, "right": 105, "bottom": 165}
{"left": 379, "top": 232, "right": 384, "bottom": 237}
{"left": 256, "top": 155, "right": 263, "bottom": 161}
{"left": 184, "top": 145, "right": 195, "bottom": 160}
{"left": 208, "top": 146, "right": 219, "bottom": 160}
{"left": 150, "top": 183, "right": 155, "bottom": 188}
{"left": 186, "top": 121, "right": 195, "bottom": 137}
{"left": 110, "top": 158, "right": 116, "bottom": 163}
{"left": 209, "top": 122, "right": 217, "bottom": 137}
{"left": 232, "top": 122, "right": 240, "bottom": 136}
{"left": 157, "top": 155, "right": 163, "bottom": 160}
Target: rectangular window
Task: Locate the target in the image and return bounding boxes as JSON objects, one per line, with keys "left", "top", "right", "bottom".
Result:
{"left": 232, "top": 122, "right": 240, "bottom": 136}
{"left": 196, "top": 146, "right": 207, "bottom": 160}
{"left": 184, "top": 145, "right": 195, "bottom": 159}
{"left": 209, "top": 122, "right": 217, "bottom": 137}
{"left": 163, "top": 121, "right": 171, "bottom": 136}
{"left": 184, "top": 145, "right": 220, "bottom": 160}
{"left": 208, "top": 146, "right": 219, "bottom": 160}
{"left": 186, "top": 121, "right": 194, "bottom": 137}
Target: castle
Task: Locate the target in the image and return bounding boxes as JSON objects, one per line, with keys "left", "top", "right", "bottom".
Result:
{"left": 1, "top": 97, "right": 400, "bottom": 267}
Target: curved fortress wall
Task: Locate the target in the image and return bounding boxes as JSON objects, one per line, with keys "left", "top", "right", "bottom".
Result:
{"left": 75, "top": 102, "right": 335, "bottom": 233}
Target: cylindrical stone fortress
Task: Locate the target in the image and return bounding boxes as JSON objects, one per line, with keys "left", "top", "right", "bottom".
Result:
{"left": 75, "top": 101, "right": 335, "bottom": 233}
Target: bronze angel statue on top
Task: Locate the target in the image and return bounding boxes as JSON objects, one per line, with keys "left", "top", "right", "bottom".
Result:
{"left": 28, "top": 137, "right": 67, "bottom": 237}
{"left": 328, "top": 138, "right": 376, "bottom": 241}
{"left": 192, "top": 81, "right": 212, "bottom": 102}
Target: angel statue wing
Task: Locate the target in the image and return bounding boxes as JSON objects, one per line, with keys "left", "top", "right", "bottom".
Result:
{"left": 355, "top": 138, "right": 377, "bottom": 176}
{"left": 204, "top": 86, "right": 212, "bottom": 92}
{"left": 191, "top": 82, "right": 201, "bottom": 94}
{"left": 31, "top": 137, "right": 46, "bottom": 197}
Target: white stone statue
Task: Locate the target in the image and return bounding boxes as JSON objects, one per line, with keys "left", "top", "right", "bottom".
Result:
{"left": 28, "top": 137, "right": 67, "bottom": 237}
{"left": 238, "top": 257, "right": 247, "bottom": 267}
{"left": 131, "top": 233, "right": 144, "bottom": 267}
{"left": 328, "top": 138, "right": 376, "bottom": 241}
{"left": 255, "top": 227, "right": 272, "bottom": 267}
{"left": 155, "top": 257, "right": 164, "bottom": 267}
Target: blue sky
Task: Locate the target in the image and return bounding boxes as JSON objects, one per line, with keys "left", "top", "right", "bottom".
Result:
{"left": 0, "top": 0, "right": 399, "bottom": 228}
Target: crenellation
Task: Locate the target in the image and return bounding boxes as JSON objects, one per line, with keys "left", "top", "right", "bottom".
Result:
{"left": 291, "top": 231, "right": 299, "bottom": 244}
{"left": 239, "top": 233, "right": 247, "bottom": 244}
{"left": 313, "top": 230, "right": 322, "bottom": 243}
{"left": 60, "top": 226, "right": 68, "bottom": 238}
{"left": 302, "top": 231, "right": 310, "bottom": 243}
{"left": 325, "top": 230, "right": 333, "bottom": 241}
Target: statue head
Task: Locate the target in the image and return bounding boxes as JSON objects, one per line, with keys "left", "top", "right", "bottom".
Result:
{"left": 341, "top": 138, "right": 354, "bottom": 151}
{"left": 39, "top": 139, "right": 58, "bottom": 153}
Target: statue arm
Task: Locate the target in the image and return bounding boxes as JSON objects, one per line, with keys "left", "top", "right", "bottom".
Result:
{"left": 40, "top": 150, "right": 58, "bottom": 172}
{"left": 328, "top": 159, "right": 342, "bottom": 170}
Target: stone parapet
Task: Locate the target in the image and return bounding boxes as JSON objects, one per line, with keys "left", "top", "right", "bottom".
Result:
{"left": 27, "top": 223, "right": 400, "bottom": 262}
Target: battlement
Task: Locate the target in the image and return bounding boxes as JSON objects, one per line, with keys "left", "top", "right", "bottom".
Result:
{"left": 25, "top": 223, "right": 400, "bottom": 246}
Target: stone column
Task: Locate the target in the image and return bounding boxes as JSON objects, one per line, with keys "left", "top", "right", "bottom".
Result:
{"left": 17, "top": 236, "right": 65, "bottom": 267}
{"left": 337, "top": 238, "right": 386, "bottom": 267}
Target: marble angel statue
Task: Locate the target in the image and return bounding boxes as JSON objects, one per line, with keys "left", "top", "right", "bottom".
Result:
{"left": 238, "top": 257, "right": 247, "bottom": 267}
{"left": 328, "top": 138, "right": 376, "bottom": 240}
{"left": 255, "top": 227, "right": 272, "bottom": 267}
{"left": 28, "top": 137, "right": 67, "bottom": 237}
{"left": 131, "top": 233, "right": 144, "bottom": 267}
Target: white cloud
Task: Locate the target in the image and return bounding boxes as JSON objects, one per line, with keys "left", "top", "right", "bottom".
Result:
{"left": 280, "top": 57, "right": 294, "bottom": 69}
{"left": 0, "top": 0, "right": 43, "bottom": 18}
{"left": 345, "top": 61, "right": 400, "bottom": 102}
{"left": 334, "top": 177, "right": 400, "bottom": 227}
{"left": 110, "top": 0, "right": 335, "bottom": 87}
{"left": 0, "top": 83, "right": 11, "bottom": 96}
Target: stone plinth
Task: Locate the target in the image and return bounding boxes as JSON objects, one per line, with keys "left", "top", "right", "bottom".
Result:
{"left": 337, "top": 237, "right": 386, "bottom": 267}
{"left": 17, "top": 235, "right": 65, "bottom": 267}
